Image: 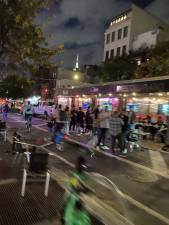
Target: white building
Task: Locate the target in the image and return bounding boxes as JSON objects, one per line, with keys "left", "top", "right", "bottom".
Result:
{"left": 103, "top": 4, "right": 169, "bottom": 61}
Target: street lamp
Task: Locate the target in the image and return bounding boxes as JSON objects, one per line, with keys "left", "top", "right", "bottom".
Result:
{"left": 74, "top": 74, "right": 79, "bottom": 80}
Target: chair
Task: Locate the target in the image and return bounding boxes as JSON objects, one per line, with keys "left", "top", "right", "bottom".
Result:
{"left": 21, "top": 152, "right": 50, "bottom": 197}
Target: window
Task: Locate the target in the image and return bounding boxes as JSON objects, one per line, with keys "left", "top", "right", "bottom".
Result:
{"left": 122, "top": 45, "right": 127, "bottom": 55}
{"left": 105, "top": 51, "right": 109, "bottom": 60}
{"left": 111, "top": 31, "right": 115, "bottom": 42}
{"left": 116, "top": 47, "right": 121, "bottom": 57}
{"left": 118, "top": 29, "right": 122, "bottom": 40}
{"left": 110, "top": 49, "right": 114, "bottom": 58}
{"left": 123, "top": 26, "right": 128, "bottom": 38}
{"left": 106, "top": 33, "right": 110, "bottom": 44}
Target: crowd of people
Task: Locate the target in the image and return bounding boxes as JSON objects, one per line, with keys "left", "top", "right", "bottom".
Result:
{"left": 47, "top": 104, "right": 138, "bottom": 154}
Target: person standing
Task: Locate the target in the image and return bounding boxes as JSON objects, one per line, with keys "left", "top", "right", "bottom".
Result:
{"left": 96, "top": 106, "right": 110, "bottom": 150}
{"left": 69, "top": 106, "right": 77, "bottom": 132}
{"left": 2, "top": 102, "right": 9, "bottom": 121}
{"left": 128, "top": 107, "right": 136, "bottom": 129}
{"left": 52, "top": 105, "right": 59, "bottom": 127}
{"left": 120, "top": 110, "right": 129, "bottom": 154}
{"left": 76, "top": 107, "right": 85, "bottom": 136}
{"left": 92, "top": 105, "right": 100, "bottom": 146}
{"left": 85, "top": 107, "right": 93, "bottom": 135}
{"left": 65, "top": 106, "right": 70, "bottom": 134}
{"left": 109, "top": 111, "right": 124, "bottom": 154}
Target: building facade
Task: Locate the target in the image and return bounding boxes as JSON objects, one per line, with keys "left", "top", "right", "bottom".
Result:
{"left": 103, "top": 4, "right": 169, "bottom": 61}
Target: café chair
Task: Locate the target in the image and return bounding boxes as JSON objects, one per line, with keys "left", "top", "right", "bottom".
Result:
{"left": 21, "top": 152, "right": 50, "bottom": 197}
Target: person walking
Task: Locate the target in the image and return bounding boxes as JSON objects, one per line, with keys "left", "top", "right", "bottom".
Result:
{"left": 2, "top": 102, "right": 9, "bottom": 121}
{"left": 96, "top": 106, "right": 110, "bottom": 150}
{"left": 23, "top": 101, "right": 34, "bottom": 129}
{"left": 109, "top": 111, "right": 124, "bottom": 154}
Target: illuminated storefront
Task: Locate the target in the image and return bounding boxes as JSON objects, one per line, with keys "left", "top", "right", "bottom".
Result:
{"left": 74, "top": 96, "right": 92, "bottom": 110}
{"left": 58, "top": 96, "right": 72, "bottom": 108}
{"left": 126, "top": 95, "right": 169, "bottom": 116}
{"left": 97, "top": 97, "right": 119, "bottom": 111}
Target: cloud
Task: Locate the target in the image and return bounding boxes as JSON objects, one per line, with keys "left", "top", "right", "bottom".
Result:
{"left": 37, "top": 0, "right": 169, "bottom": 67}
{"left": 147, "top": 0, "right": 169, "bottom": 23}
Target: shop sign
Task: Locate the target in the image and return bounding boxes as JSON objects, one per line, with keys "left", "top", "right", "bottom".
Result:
{"left": 90, "top": 87, "right": 99, "bottom": 93}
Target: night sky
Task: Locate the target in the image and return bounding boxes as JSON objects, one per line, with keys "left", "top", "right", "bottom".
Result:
{"left": 36, "top": 0, "right": 169, "bottom": 68}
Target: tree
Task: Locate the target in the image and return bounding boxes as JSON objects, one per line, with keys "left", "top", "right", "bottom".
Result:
{"left": 135, "top": 41, "right": 169, "bottom": 78}
{"left": 101, "top": 55, "right": 137, "bottom": 82}
{"left": 0, "top": 75, "right": 32, "bottom": 99}
{"left": 0, "top": 0, "right": 55, "bottom": 73}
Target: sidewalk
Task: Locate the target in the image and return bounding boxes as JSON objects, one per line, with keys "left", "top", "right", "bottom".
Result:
{"left": 0, "top": 143, "right": 63, "bottom": 225}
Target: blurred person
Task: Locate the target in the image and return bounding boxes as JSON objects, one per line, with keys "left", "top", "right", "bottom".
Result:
{"left": 109, "top": 111, "right": 124, "bottom": 154}
{"left": 62, "top": 156, "right": 91, "bottom": 225}
{"left": 85, "top": 107, "right": 93, "bottom": 135}
{"left": 157, "top": 116, "right": 163, "bottom": 127}
{"left": 23, "top": 101, "right": 34, "bottom": 128}
{"left": 120, "top": 110, "right": 129, "bottom": 154}
{"left": 76, "top": 107, "right": 85, "bottom": 136}
{"left": 2, "top": 102, "right": 9, "bottom": 121}
{"left": 52, "top": 105, "right": 59, "bottom": 126}
{"left": 47, "top": 118, "right": 54, "bottom": 133}
{"left": 128, "top": 106, "right": 136, "bottom": 129}
{"left": 92, "top": 105, "right": 100, "bottom": 146}
{"left": 146, "top": 115, "right": 152, "bottom": 124}
{"left": 65, "top": 106, "right": 70, "bottom": 135}
{"left": 69, "top": 106, "right": 77, "bottom": 132}
{"left": 96, "top": 106, "right": 110, "bottom": 150}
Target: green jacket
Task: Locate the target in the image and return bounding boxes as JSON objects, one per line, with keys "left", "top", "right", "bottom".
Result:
{"left": 64, "top": 193, "right": 91, "bottom": 225}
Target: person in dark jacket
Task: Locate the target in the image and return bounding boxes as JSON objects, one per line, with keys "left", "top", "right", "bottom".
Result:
{"left": 76, "top": 107, "right": 85, "bottom": 136}
{"left": 2, "top": 102, "right": 9, "bottom": 121}
{"left": 85, "top": 107, "right": 93, "bottom": 134}
{"left": 69, "top": 106, "right": 77, "bottom": 132}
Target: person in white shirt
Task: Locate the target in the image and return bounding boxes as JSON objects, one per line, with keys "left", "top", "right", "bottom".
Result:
{"left": 96, "top": 106, "right": 110, "bottom": 150}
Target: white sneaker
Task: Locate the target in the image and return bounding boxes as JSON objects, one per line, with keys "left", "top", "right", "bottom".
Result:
{"left": 102, "top": 146, "right": 109, "bottom": 150}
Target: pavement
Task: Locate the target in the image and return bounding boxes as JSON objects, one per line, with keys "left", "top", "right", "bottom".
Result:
{"left": 2, "top": 113, "right": 169, "bottom": 225}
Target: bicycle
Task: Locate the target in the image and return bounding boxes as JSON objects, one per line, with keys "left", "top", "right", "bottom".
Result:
{"left": 25, "top": 115, "right": 32, "bottom": 132}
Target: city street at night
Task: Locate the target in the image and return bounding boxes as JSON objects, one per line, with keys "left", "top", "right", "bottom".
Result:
{"left": 0, "top": 113, "right": 168, "bottom": 225}
{"left": 1, "top": 0, "right": 169, "bottom": 224}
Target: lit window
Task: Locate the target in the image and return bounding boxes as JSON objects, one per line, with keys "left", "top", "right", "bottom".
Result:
{"left": 118, "top": 29, "right": 122, "bottom": 40}
{"left": 116, "top": 47, "right": 121, "bottom": 57}
{"left": 111, "top": 31, "right": 115, "bottom": 42}
{"left": 106, "top": 33, "right": 110, "bottom": 44}
{"left": 123, "top": 26, "right": 128, "bottom": 38}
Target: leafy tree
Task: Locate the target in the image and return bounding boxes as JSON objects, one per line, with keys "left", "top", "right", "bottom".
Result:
{"left": 0, "top": 75, "right": 32, "bottom": 99}
{"left": 0, "top": 0, "right": 55, "bottom": 73}
{"left": 101, "top": 55, "right": 137, "bottom": 82}
{"left": 135, "top": 41, "right": 169, "bottom": 78}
